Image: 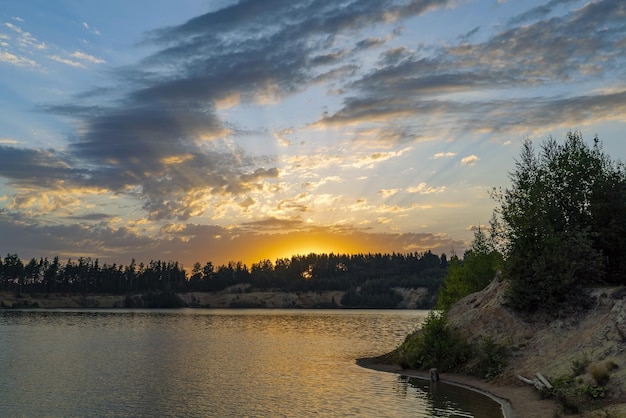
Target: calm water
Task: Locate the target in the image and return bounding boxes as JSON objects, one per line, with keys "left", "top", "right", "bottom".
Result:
{"left": 0, "top": 309, "right": 503, "bottom": 417}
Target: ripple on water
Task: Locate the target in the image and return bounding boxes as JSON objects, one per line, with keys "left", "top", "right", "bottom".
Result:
{"left": 0, "top": 309, "right": 502, "bottom": 417}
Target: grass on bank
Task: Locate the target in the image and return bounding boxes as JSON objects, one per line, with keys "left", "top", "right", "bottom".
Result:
{"left": 546, "top": 356, "right": 619, "bottom": 415}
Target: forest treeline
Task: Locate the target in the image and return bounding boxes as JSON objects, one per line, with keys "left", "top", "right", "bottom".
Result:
{"left": 0, "top": 251, "right": 448, "bottom": 308}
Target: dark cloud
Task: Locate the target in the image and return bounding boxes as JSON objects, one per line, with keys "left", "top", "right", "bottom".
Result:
{"left": 508, "top": 0, "right": 580, "bottom": 25}
{"left": 462, "top": 1, "right": 625, "bottom": 81}
{"left": 355, "top": 36, "right": 388, "bottom": 50}
{"left": 0, "top": 212, "right": 154, "bottom": 263}
{"left": 319, "top": 0, "right": 626, "bottom": 141}
{"left": 240, "top": 217, "right": 307, "bottom": 231}
{"left": 25, "top": 0, "right": 457, "bottom": 221}
{"left": 66, "top": 213, "right": 113, "bottom": 221}
{"left": 474, "top": 90, "right": 626, "bottom": 135}
{"left": 0, "top": 146, "right": 88, "bottom": 187}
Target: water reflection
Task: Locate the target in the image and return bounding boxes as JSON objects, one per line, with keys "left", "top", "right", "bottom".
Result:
{"left": 0, "top": 309, "right": 501, "bottom": 417}
{"left": 395, "top": 375, "right": 503, "bottom": 418}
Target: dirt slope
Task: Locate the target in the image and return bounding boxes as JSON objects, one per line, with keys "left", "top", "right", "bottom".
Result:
{"left": 447, "top": 278, "right": 626, "bottom": 415}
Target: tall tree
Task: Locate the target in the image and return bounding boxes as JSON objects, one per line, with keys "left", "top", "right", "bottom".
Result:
{"left": 437, "top": 228, "right": 502, "bottom": 311}
{"left": 492, "top": 132, "right": 626, "bottom": 311}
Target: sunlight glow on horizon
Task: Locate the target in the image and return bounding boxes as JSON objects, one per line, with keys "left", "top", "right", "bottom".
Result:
{"left": 247, "top": 235, "right": 360, "bottom": 265}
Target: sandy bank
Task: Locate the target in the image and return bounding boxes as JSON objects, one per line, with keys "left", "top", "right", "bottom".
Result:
{"left": 0, "top": 292, "right": 127, "bottom": 309}
{"left": 0, "top": 287, "right": 431, "bottom": 309}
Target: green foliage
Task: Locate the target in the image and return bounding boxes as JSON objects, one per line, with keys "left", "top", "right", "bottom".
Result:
{"left": 398, "top": 312, "right": 471, "bottom": 372}
{"left": 492, "top": 132, "right": 626, "bottom": 312}
{"left": 437, "top": 228, "right": 502, "bottom": 311}
{"left": 141, "top": 290, "right": 184, "bottom": 308}
{"left": 571, "top": 353, "right": 590, "bottom": 376}
{"left": 576, "top": 384, "right": 606, "bottom": 400}
{"left": 547, "top": 355, "right": 616, "bottom": 414}
{"left": 341, "top": 280, "right": 404, "bottom": 308}
{"left": 469, "top": 336, "right": 509, "bottom": 379}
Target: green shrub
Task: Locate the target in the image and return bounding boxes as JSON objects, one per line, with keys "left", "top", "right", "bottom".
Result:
{"left": 398, "top": 312, "right": 471, "bottom": 372}
{"left": 470, "top": 336, "right": 509, "bottom": 379}
{"left": 576, "top": 384, "right": 606, "bottom": 400}
{"left": 548, "top": 357, "right": 616, "bottom": 415}
{"left": 571, "top": 353, "right": 590, "bottom": 376}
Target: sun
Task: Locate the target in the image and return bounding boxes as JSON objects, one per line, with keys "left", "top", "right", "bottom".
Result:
{"left": 250, "top": 233, "right": 359, "bottom": 264}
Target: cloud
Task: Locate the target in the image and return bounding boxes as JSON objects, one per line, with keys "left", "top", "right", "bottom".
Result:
{"left": 315, "top": 0, "right": 626, "bottom": 142}
{"left": 461, "top": 155, "right": 479, "bottom": 166}
{"left": 48, "top": 54, "right": 84, "bottom": 67}
{"left": 2, "top": 21, "right": 104, "bottom": 70}
{"left": 407, "top": 182, "right": 445, "bottom": 194}
{"left": 0, "top": 146, "right": 87, "bottom": 188}
{"left": 239, "top": 196, "right": 256, "bottom": 211}
{"left": 432, "top": 152, "right": 456, "bottom": 159}
{"left": 355, "top": 36, "right": 390, "bottom": 50}
{"left": 301, "top": 176, "right": 342, "bottom": 191}
{"left": 0, "top": 211, "right": 155, "bottom": 262}
{"left": 28, "top": 0, "right": 617, "bottom": 226}
{"left": 4, "top": 22, "right": 47, "bottom": 50}
{"left": 42, "top": 1, "right": 460, "bottom": 221}
{"left": 0, "top": 51, "right": 36, "bottom": 67}
{"left": 31, "top": 0, "right": 623, "bottom": 226}
{"left": 82, "top": 21, "right": 100, "bottom": 36}
{"left": 8, "top": 189, "right": 85, "bottom": 216}
{"left": 48, "top": 51, "right": 106, "bottom": 68}
{"left": 0, "top": 138, "right": 19, "bottom": 144}
{"left": 508, "top": 0, "right": 580, "bottom": 25}
{"left": 379, "top": 188, "right": 400, "bottom": 198}
{"left": 70, "top": 51, "right": 105, "bottom": 64}
{"left": 351, "top": 147, "right": 412, "bottom": 168}
{"left": 240, "top": 217, "right": 305, "bottom": 232}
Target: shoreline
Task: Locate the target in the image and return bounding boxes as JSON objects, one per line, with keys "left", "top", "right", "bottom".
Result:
{"left": 356, "top": 357, "right": 560, "bottom": 418}
{"left": 0, "top": 290, "right": 431, "bottom": 310}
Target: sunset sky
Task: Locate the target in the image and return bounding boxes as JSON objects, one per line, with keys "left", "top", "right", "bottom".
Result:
{"left": 1, "top": 0, "right": 625, "bottom": 268}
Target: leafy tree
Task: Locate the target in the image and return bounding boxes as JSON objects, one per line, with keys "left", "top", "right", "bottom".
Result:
{"left": 437, "top": 228, "right": 502, "bottom": 311}
{"left": 492, "top": 132, "right": 626, "bottom": 311}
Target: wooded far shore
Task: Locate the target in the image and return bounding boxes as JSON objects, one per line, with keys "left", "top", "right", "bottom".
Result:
{"left": 0, "top": 287, "right": 431, "bottom": 309}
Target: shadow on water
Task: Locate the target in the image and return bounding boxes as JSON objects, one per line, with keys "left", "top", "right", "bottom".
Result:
{"left": 397, "top": 375, "right": 503, "bottom": 418}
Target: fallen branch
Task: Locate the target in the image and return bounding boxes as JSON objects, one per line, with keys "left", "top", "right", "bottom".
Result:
{"left": 516, "top": 374, "right": 534, "bottom": 385}
{"left": 536, "top": 373, "right": 553, "bottom": 390}
{"left": 516, "top": 373, "right": 550, "bottom": 391}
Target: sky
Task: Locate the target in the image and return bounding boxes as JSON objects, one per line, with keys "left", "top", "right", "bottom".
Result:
{"left": 0, "top": 0, "right": 625, "bottom": 269}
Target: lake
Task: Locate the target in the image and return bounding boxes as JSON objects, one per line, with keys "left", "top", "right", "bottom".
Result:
{"left": 0, "top": 309, "right": 503, "bottom": 417}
